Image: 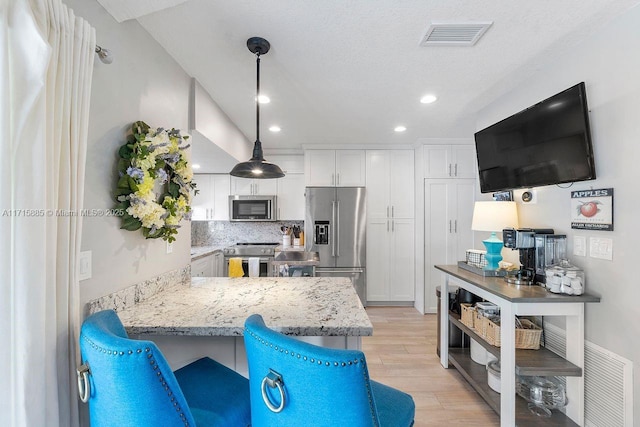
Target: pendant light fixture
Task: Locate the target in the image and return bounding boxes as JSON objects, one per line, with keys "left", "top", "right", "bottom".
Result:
{"left": 230, "top": 37, "right": 285, "bottom": 179}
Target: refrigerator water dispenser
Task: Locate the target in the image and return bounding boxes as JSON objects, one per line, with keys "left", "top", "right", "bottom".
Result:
{"left": 314, "top": 221, "right": 330, "bottom": 245}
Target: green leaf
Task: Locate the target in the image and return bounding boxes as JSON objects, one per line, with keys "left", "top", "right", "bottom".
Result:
{"left": 114, "top": 187, "right": 131, "bottom": 197}
{"left": 118, "top": 159, "right": 130, "bottom": 173}
{"left": 120, "top": 215, "right": 142, "bottom": 231}
{"left": 127, "top": 177, "right": 139, "bottom": 192}
{"left": 118, "top": 144, "right": 133, "bottom": 159}
{"left": 168, "top": 181, "right": 179, "bottom": 198}
{"left": 117, "top": 176, "right": 130, "bottom": 189}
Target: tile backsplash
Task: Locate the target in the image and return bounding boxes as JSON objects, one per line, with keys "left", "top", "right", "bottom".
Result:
{"left": 192, "top": 220, "right": 304, "bottom": 246}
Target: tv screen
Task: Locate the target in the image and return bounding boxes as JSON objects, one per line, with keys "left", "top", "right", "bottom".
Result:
{"left": 474, "top": 82, "right": 596, "bottom": 193}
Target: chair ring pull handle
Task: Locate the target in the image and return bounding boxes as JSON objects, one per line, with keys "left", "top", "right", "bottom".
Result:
{"left": 261, "top": 369, "right": 286, "bottom": 413}
{"left": 77, "top": 363, "right": 91, "bottom": 403}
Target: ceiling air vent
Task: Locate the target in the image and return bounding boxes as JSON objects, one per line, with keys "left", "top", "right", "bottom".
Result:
{"left": 420, "top": 22, "right": 493, "bottom": 46}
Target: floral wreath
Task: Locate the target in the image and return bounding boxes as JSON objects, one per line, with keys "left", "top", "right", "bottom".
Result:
{"left": 114, "top": 121, "right": 197, "bottom": 242}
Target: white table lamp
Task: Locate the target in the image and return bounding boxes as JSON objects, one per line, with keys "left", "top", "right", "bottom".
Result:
{"left": 471, "top": 201, "right": 519, "bottom": 270}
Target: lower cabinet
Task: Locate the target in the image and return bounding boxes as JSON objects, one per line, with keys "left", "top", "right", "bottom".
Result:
{"left": 191, "top": 252, "right": 224, "bottom": 277}
{"left": 366, "top": 218, "right": 415, "bottom": 302}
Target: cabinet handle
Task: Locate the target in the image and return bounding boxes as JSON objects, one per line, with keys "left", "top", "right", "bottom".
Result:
{"left": 391, "top": 206, "right": 394, "bottom": 218}
{"left": 449, "top": 220, "right": 452, "bottom": 233}
{"left": 455, "top": 164, "right": 458, "bottom": 176}
{"left": 454, "top": 220, "right": 457, "bottom": 233}
{"left": 387, "top": 206, "right": 389, "bottom": 217}
{"left": 449, "top": 164, "right": 452, "bottom": 177}
{"left": 337, "top": 173, "right": 340, "bottom": 186}
{"left": 387, "top": 220, "right": 389, "bottom": 232}
{"left": 331, "top": 174, "right": 335, "bottom": 186}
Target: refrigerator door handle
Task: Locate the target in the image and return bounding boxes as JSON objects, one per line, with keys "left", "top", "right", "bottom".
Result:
{"left": 317, "top": 268, "right": 364, "bottom": 274}
{"left": 336, "top": 201, "right": 340, "bottom": 257}
{"left": 331, "top": 201, "right": 336, "bottom": 257}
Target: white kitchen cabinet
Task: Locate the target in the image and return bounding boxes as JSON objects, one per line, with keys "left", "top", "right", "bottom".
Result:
{"left": 192, "top": 174, "right": 230, "bottom": 220}
{"left": 267, "top": 155, "right": 304, "bottom": 174}
{"left": 366, "top": 218, "right": 415, "bottom": 302}
{"left": 366, "top": 150, "right": 414, "bottom": 219}
{"left": 424, "top": 179, "right": 476, "bottom": 312}
{"left": 304, "top": 150, "right": 366, "bottom": 187}
{"left": 423, "top": 145, "right": 476, "bottom": 179}
{"left": 191, "top": 251, "right": 224, "bottom": 277}
{"left": 230, "top": 176, "right": 277, "bottom": 196}
{"left": 192, "top": 254, "right": 214, "bottom": 277}
{"left": 277, "top": 173, "right": 305, "bottom": 220}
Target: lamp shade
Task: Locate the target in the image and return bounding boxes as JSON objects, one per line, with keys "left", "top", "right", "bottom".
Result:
{"left": 471, "top": 201, "right": 519, "bottom": 232}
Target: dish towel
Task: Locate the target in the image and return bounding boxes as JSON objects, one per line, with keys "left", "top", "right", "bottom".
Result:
{"left": 228, "top": 257, "right": 244, "bottom": 278}
{"left": 248, "top": 257, "right": 260, "bottom": 278}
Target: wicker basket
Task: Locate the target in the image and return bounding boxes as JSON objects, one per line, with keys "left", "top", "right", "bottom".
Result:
{"left": 483, "top": 318, "right": 542, "bottom": 349}
{"left": 460, "top": 303, "right": 475, "bottom": 329}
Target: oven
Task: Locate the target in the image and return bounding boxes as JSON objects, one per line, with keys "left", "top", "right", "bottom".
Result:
{"left": 222, "top": 243, "right": 277, "bottom": 277}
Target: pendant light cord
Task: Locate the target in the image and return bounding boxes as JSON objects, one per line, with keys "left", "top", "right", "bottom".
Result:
{"left": 256, "top": 53, "right": 261, "bottom": 143}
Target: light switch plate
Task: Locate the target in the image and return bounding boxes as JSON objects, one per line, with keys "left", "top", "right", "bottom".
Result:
{"left": 78, "top": 251, "right": 92, "bottom": 281}
{"left": 589, "top": 237, "right": 613, "bottom": 260}
{"left": 573, "top": 236, "right": 587, "bottom": 257}
{"left": 166, "top": 241, "right": 173, "bottom": 254}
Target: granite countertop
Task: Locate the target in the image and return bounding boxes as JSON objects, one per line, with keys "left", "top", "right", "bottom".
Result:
{"left": 117, "top": 277, "right": 372, "bottom": 337}
{"left": 190, "top": 245, "right": 226, "bottom": 261}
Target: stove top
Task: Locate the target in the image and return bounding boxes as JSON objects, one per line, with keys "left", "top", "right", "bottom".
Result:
{"left": 223, "top": 242, "right": 279, "bottom": 256}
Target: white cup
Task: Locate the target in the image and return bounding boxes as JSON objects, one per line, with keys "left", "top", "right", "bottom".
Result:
{"left": 283, "top": 235, "right": 291, "bottom": 247}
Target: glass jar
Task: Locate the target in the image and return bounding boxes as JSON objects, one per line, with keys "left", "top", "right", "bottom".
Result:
{"left": 544, "top": 259, "right": 585, "bottom": 295}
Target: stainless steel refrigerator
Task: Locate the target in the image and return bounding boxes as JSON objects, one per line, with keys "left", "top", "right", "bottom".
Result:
{"left": 305, "top": 187, "right": 366, "bottom": 305}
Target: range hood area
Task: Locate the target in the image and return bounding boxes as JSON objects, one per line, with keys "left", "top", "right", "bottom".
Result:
{"left": 189, "top": 78, "right": 253, "bottom": 173}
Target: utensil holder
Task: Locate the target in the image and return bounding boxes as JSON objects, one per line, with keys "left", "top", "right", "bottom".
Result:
{"left": 283, "top": 235, "right": 291, "bottom": 247}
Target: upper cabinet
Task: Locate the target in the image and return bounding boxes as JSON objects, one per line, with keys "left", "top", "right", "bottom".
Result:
{"left": 366, "top": 150, "right": 415, "bottom": 219}
{"left": 276, "top": 173, "right": 305, "bottom": 220}
{"left": 305, "top": 150, "right": 366, "bottom": 187}
{"left": 423, "top": 145, "right": 476, "bottom": 179}
{"left": 230, "top": 177, "right": 277, "bottom": 196}
{"left": 192, "top": 174, "right": 230, "bottom": 220}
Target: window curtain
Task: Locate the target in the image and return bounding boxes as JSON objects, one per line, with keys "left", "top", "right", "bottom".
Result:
{"left": 0, "top": 0, "right": 95, "bottom": 426}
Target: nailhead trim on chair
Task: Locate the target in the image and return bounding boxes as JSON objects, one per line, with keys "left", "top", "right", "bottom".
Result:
{"left": 81, "top": 335, "right": 191, "bottom": 427}
{"left": 245, "top": 327, "right": 378, "bottom": 424}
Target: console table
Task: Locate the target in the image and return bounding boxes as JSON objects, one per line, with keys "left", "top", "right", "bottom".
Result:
{"left": 436, "top": 265, "right": 600, "bottom": 427}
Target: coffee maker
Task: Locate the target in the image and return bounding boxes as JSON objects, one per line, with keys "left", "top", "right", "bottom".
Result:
{"left": 503, "top": 228, "right": 567, "bottom": 285}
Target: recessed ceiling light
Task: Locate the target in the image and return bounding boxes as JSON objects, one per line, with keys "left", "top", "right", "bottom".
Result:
{"left": 394, "top": 126, "right": 407, "bottom": 132}
{"left": 269, "top": 125, "right": 281, "bottom": 132}
{"left": 420, "top": 94, "right": 438, "bottom": 104}
{"left": 257, "top": 95, "right": 270, "bottom": 104}
{"left": 192, "top": 164, "right": 201, "bottom": 169}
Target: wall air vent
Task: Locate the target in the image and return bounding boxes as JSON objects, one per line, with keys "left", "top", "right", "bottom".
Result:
{"left": 420, "top": 22, "right": 493, "bottom": 46}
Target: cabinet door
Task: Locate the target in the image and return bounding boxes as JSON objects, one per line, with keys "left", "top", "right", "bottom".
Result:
{"left": 450, "top": 180, "right": 476, "bottom": 262}
{"left": 254, "top": 179, "right": 277, "bottom": 195}
{"left": 389, "top": 150, "right": 415, "bottom": 219}
{"left": 211, "top": 174, "right": 230, "bottom": 220}
{"left": 452, "top": 146, "right": 476, "bottom": 178}
{"left": 365, "top": 151, "right": 390, "bottom": 219}
{"left": 230, "top": 176, "right": 254, "bottom": 195}
{"left": 192, "top": 174, "right": 213, "bottom": 220}
{"left": 366, "top": 219, "right": 390, "bottom": 301}
{"left": 336, "top": 150, "right": 366, "bottom": 186}
{"left": 423, "top": 146, "right": 453, "bottom": 178}
{"left": 305, "top": 150, "right": 336, "bottom": 186}
{"left": 277, "top": 173, "right": 305, "bottom": 220}
{"left": 268, "top": 155, "right": 304, "bottom": 174}
{"left": 389, "top": 218, "right": 415, "bottom": 301}
{"left": 424, "top": 180, "right": 455, "bottom": 312}
{"left": 191, "top": 255, "right": 214, "bottom": 277}
{"left": 213, "top": 252, "right": 224, "bottom": 277}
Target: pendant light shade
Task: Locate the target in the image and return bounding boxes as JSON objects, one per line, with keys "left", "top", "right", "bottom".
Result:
{"left": 230, "top": 37, "right": 284, "bottom": 179}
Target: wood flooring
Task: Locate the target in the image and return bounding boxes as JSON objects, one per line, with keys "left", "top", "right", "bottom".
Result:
{"left": 362, "top": 307, "right": 499, "bottom": 426}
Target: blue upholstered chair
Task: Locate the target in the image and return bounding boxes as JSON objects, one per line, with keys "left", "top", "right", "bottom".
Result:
{"left": 243, "top": 314, "right": 415, "bottom": 427}
{"left": 78, "top": 310, "right": 251, "bottom": 426}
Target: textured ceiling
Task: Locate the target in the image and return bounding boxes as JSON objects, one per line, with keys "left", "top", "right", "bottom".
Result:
{"left": 123, "top": 0, "right": 640, "bottom": 151}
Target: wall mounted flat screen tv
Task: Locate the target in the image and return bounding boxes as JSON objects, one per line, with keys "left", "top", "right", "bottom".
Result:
{"left": 474, "top": 82, "right": 596, "bottom": 193}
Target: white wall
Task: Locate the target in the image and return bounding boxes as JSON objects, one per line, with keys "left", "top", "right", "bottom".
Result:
{"left": 66, "top": 0, "right": 192, "bottom": 307}
{"left": 476, "top": 5, "right": 640, "bottom": 422}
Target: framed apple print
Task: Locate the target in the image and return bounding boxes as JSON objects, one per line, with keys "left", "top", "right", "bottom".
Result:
{"left": 570, "top": 188, "right": 614, "bottom": 231}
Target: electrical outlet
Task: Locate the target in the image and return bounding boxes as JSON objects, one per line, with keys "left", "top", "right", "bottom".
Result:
{"left": 166, "top": 241, "right": 173, "bottom": 254}
{"left": 78, "top": 251, "right": 92, "bottom": 281}
{"left": 589, "top": 237, "right": 613, "bottom": 260}
{"left": 573, "top": 236, "right": 587, "bottom": 257}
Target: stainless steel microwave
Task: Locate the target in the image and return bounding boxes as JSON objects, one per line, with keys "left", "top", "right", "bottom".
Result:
{"left": 229, "top": 195, "right": 277, "bottom": 221}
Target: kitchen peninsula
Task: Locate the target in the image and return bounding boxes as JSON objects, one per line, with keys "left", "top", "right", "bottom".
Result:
{"left": 99, "top": 276, "right": 372, "bottom": 376}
